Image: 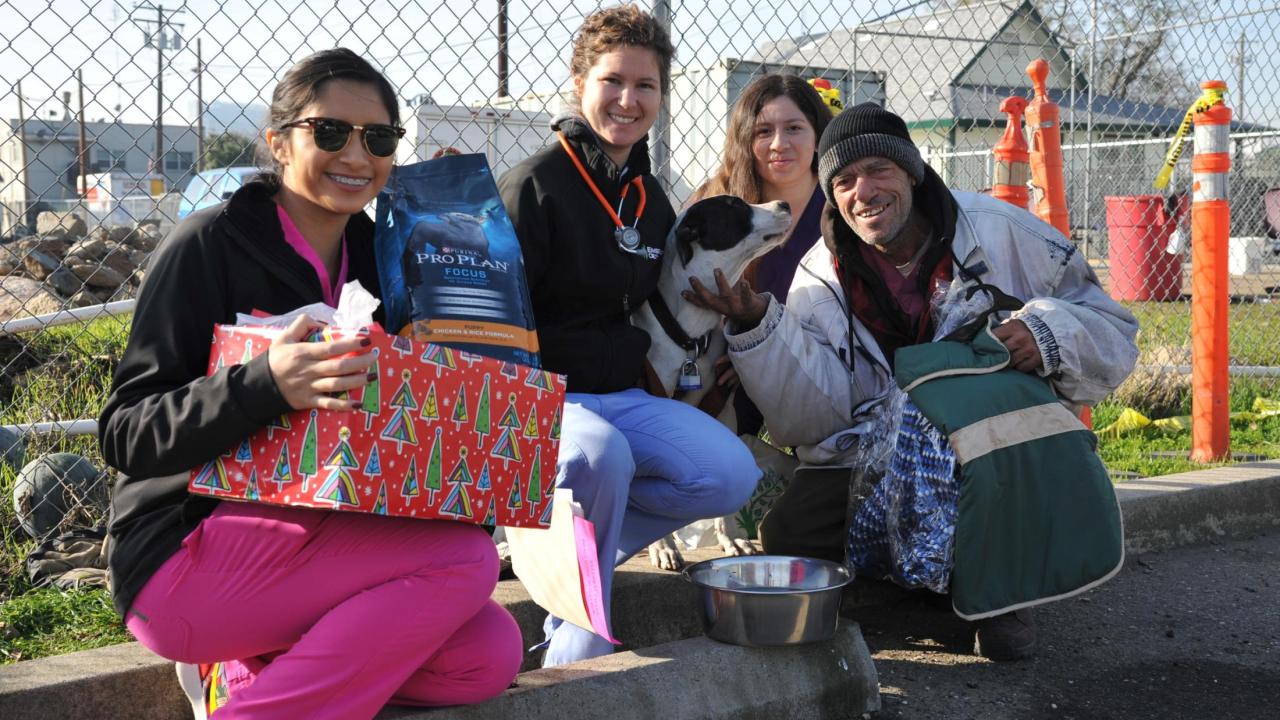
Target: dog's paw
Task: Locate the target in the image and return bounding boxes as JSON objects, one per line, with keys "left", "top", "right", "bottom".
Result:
{"left": 647, "top": 536, "right": 685, "bottom": 571}
{"left": 717, "top": 533, "right": 760, "bottom": 557}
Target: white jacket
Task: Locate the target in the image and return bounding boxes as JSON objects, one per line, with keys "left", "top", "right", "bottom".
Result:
{"left": 726, "top": 190, "right": 1139, "bottom": 467}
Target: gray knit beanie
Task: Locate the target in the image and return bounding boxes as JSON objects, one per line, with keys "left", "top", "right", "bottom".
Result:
{"left": 817, "top": 102, "right": 924, "bottom": 204}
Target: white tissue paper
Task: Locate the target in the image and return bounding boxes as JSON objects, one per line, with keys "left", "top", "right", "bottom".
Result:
{"left": 234, "top": 280, "right": 381, "bottom": 329}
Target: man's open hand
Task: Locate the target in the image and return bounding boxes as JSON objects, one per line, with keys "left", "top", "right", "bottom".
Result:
{"left": 683, "top": 268, "right": 768, "bottom": 330}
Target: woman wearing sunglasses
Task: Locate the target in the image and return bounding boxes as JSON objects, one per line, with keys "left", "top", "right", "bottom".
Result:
{"left": 497, "top": 6, "right": 759, "bottom": 668}
{"left": 99, "top": 48, "right": 520, "bottom": 719}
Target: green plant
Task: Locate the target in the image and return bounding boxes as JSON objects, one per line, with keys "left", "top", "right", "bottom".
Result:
{"left": 0, "top": 587, "right": 128, "bottom": 663}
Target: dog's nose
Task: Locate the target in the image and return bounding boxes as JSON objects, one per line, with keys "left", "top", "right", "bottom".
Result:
{"left": 777, "top": 201, "right": 790, "bottom": 212}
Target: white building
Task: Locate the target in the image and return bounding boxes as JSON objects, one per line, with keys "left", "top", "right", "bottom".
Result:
{"left": 0, "top": 102, "right": 198, "bottom": 233}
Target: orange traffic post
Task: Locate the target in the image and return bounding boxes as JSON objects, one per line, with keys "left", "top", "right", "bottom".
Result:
{"left": 992, "top": 96, "right": 1030, "bottom": 209}
{"left": 1026, "top": 59, "right": 1089, "bottom": 426}
{"left": 1189, "top": 80, "right": 1231, "bottom": 463}
{"left": 1025, "top": 59, "right": 1069, "bottom": 238}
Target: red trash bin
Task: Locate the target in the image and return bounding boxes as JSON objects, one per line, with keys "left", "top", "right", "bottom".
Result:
{"left": 1105, "top": 195, "right": 1188, "bottom": 302}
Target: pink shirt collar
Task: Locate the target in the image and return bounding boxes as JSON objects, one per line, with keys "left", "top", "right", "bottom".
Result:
{"left": 276, "top": 204, "right": 348, "bottom": 308}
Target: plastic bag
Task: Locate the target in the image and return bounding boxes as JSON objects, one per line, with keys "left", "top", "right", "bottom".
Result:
{"left": 375, "top": 154, "right": 540, "bottom": 367}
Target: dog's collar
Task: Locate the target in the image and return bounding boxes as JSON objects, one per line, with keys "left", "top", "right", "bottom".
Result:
{"left": 648, "top": 290, "right": 712, "bottom": 357}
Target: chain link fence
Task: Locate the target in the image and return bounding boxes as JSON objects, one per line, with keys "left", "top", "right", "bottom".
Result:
{"left": 0, "top": 0, "right": 1277, "bottom": 571}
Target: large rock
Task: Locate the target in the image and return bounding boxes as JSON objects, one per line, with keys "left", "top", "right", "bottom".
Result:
{"left": 124, "top": 224, "right": 162, "bottom": 252}
{"left": 35, "top": 211, "right": 87, "bottom": 240}
{"left": 46, "top": 266, "right": 84, "bottom": 296}
{"left": 0, "top": 426, "right": 26, "bottom": 473}
{"left": 15, "top": 235, "right": 71, "bottom": 260}
{"left": 0, "top": 243, "right": 25, "bottom": 275}
{"left": 107, "top": 225, "right": 134, "bottom": 244}
{"left": 65, "top": 258, "right": 126, "bottom": 288}
{"left": 66, "top": 289, "right": 102, "bottom": 308}
{"left": 21, "top": 249, "right": 59, "bottom": 280}
{"left": 11, "top": 453, "right": 107, "bottom": 539}
{"left": 65, "top": 236, "right": 113, "bottom": 262}
{"left": 0, "top": 276, "right": 63, "bottom": 320}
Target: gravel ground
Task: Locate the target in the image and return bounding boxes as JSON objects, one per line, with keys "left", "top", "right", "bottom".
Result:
{"left": 849, "top": 531, "right": 1280, "bottom": 720}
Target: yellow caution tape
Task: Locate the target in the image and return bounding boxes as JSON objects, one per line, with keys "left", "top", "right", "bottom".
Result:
{"left": 1153, "top": 85, "right": 1227, "bottom": 190}
{"left": 807, "top": 78, "right": 844, "bottom": 114}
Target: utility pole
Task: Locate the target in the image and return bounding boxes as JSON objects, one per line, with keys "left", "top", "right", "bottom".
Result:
{"left": 77, "top": 70, "right": 88, "bottom": 196}
{"left": 195, "top": 37, "right": 203, "bottom": 172}
{"left": 15, "top": 80, "right": 29, "bottom": 226}
{"left": 131, "top": 2, "right": 185, "bottom": 185}
{"left": 497, "top": 0, "right": 509, "bottom": 99}
{"left": 1234, "top": 31, "right": 1248, "bottom": 165}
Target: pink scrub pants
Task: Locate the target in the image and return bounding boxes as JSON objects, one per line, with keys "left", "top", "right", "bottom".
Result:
{"left": 125, "top": 502, "right": 521, "bottom": 719}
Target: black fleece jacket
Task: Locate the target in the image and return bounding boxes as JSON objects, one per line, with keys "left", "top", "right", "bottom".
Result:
{"left": 98, "top": 181, "right": 384, "bottom": 616}
{"left": 497, "top": 117, "right": 675, "bottom": 393}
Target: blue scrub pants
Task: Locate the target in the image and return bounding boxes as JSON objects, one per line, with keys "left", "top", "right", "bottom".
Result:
{"left": 539, "top": 388, "right": 760, "bottom": 666}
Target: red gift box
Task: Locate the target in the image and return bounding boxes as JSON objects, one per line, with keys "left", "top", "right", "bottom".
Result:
{"left": 188, "top": 325, "right": 565, "bottom": 528}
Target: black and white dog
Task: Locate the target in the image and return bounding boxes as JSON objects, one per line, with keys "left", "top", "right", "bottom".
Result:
{"left": 632, "top": 195, "right": 791, "bottom": 570}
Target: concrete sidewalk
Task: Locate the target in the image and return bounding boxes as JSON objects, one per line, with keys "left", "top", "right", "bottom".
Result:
{"left": 1, "top": 461, "right": 1277, "bottom": 720}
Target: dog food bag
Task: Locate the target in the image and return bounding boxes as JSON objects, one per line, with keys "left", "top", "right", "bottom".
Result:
{"left": 375, "top": 154, "right": 540, "bottom": 367}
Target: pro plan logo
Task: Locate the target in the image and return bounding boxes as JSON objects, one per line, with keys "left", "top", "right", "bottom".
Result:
{"left": 433, "top": 147, "right": 462, "bottom": 159}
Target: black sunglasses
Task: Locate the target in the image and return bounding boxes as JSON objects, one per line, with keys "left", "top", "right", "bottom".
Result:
{"left": 280, "top": 117, "right": 405, "bottom": 158}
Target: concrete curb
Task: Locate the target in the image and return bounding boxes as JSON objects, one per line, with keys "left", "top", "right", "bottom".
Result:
{"left": 2, "top": 463, "right": 1278, "bottom": 719}
{"left": 377, "top": 626, "right": 880, "bottom": 720}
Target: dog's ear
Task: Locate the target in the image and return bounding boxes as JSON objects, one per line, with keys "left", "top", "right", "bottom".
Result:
{"left": 675, "top": 224, "right": 698, "bottom": 267}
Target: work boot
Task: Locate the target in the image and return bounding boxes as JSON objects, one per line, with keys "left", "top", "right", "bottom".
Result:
{"left": 973, "top": 608, "right": 1036, "bottom": 661}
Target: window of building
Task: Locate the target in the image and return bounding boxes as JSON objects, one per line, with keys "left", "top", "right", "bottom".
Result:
{"left": 94, "top": 148, "right": 127, "bottom": 172}
{"left": 164, "top": 150, "right": 194, "bottom": 171}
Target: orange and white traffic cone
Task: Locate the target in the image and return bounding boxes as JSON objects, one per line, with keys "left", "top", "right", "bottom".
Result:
{"left": 1025, "top": 59, "right": 1070, "bottom": 239}
{"left": 992, "top": 96, "right": 1030, "bottom": 209}
{"left": 1189, "top": 80, "right": 1231, "bottom": 463}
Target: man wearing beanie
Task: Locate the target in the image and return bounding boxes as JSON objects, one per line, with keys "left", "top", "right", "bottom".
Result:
{"left": 687, "top": 103, "right": 1137, "bottom": 661}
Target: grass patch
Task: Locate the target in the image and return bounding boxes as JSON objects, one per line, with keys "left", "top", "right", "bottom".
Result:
{"left": 0, "top": 586, "right": 128, "bottom": 663}
{"left": 1126, "top": 299, "right": 1280, "bottom": 369}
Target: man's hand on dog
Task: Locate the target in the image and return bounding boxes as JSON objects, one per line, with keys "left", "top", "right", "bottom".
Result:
{"left": 993, "top": 319, "right": 1043, "bottom": 373}
{"left": 684, "top": 268, "right": 769, "bottom": 331}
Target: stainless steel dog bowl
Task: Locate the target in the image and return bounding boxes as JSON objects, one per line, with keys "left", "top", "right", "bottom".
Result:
{"left": 683, "top": 555, "right": 854, "bottom": 646}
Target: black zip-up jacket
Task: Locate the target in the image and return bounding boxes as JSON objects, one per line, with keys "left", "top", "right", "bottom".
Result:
{"left": 98, "top": 180, "right": 384, "bottom": 616}
{"left": 497, "top": 116, "right": 675, "bottom": 393}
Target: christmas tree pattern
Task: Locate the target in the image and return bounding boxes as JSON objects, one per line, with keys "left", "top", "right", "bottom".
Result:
{"left": 420, "top": 382, "right": 439, "bottom": 422}
{"left": 538, "top": 494, "right": 554, "bottom": 526}
{"left": 299, "top": 411, "right": 319, "bottom": 491}
{"left": 450, "top": 384, "right": 470, "bottom": 429}
{"left": 477, "top": 460, "right": 492, "bottom": 491}
{"left": 499, "top": 361, "right": 519, "bottom": 380}
{"left": 364, "top": 444, "right": 382, "bottom": 478}
{"left": 361, "top": 351, "right": 381, "bottom": 430}
{"left": 234, "top": 437, "right": 253, "bottom": 463}
{"left": 381, "top": 371, "right": 419, "bottom": 451}
{"left": 400, "top": 457, "right": 420, "bottom": 499}
{"left": 240, "top": 340, "right": 255, "bottom": 365}
{"left": 214, "top": 354, "right": 225, "bottom": 372}
{"left": 390, "top": 335, "right": 414, "bottom": 357}
{"left": 526, "top": 445, "right": 543, "bottom": 506}
{"left": 549, "top": 406, "right": 562, "bottom": 441}
{"left": 192, "top": 457, "right": 231, "bottom": 493}
{"left": 507, "top": 470, "right": 524, "bottom": 512}
{"left": 421, "top": 343, "right": 457, "bottom": 376}
{"left": 524, "top": 368, "right": 555, "bottom": 395}
{"left": 523, "top": 404, "right": 540, "bottom": 439}
{"left": 244, "top": 469, "right": 260, "bottom": 501}
{"left": 491, "top": 393, "right": 523, "bottom": 468}
{"left": 439, "top": 447, "right": 475, "bottom": 520}
{"left": 372, "top": 482, "right": 388, "bottom": 515}
{"left": 458, "top": 351, "right": 483, "bottom": 367}
{"left": 266, "top": 413, "right": 291, "bottom": 440}
{"left": 272, "top": 442, "right": 293, "bottom": 491}
{"left": 482, "top": 497, "right": 496, "bottom": 526}
{"left": 425, "top": 427, "right": 443, "bottom": 501}
{"left": 315, "top": 427, "right": 360, "bottom": 508}
{"left": 473, "top": 375, "right": 491, "bottom": 445}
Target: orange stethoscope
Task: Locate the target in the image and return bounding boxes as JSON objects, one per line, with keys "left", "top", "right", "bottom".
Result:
{"left": 557, "top": 132, "right": 649, "bottom": 255}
